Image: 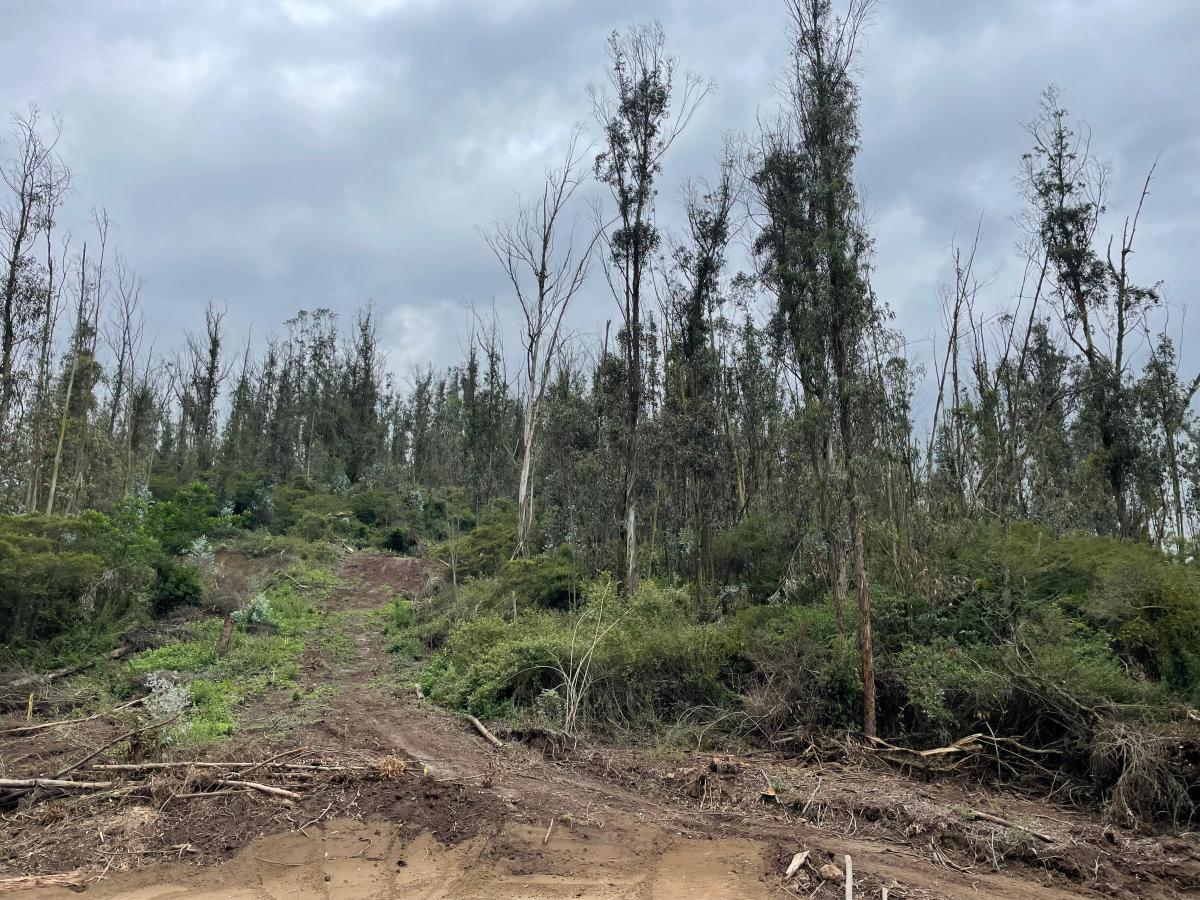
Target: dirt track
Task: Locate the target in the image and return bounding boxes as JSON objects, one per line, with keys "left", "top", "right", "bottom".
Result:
{"left": 18, "top": 553, "right": 1200, "bottom": 899}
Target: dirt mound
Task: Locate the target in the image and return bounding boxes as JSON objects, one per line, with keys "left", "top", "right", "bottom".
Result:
{"left": 324, "top": 553, "right": 433, "bottom": 610}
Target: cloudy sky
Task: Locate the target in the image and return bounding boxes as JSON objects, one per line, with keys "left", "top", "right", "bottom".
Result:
{"left": 2, "top": 0, "right": 1197, "bottom": 407}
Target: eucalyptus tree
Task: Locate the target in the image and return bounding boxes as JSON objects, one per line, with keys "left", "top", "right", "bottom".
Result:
{"left": 183, "top": 302, "right": 227, "bottom": 473}
{"left": 772, "top": 0, "right": 881, "bottom": 735}
{"left": 1023, "top": 88, "right": 1161, "bottom": 537}
{"left": 659, "top": 153, "right": 739, "bottom": 589}
{"left": 1, "top": 108, "right": 69, "bottom": 447}
{"left": 591, "top": 22, "right": 710, "bottom": 594}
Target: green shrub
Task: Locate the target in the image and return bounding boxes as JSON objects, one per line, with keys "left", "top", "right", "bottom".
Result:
{"left": 294, "top": 512, "right": 331, "bottom": 542}
{"left": 494, "top": 549, "right": 579, "bottom": 611}
{"left": 0, "top": 514, "right": 139, "bottom": 653}
{"left": 444, "top": 500, "right": 517, "bottom": 577}
{"left": 381, "top": 526, "right": 417, "bottom": 554}
{"left": 145, "top": 482, "right": 222, "bottom": 554}
{"left": 894, "top": 641, "right": 1000, "bottom": 739}
{"left": 418, "top": 578, "right": 741, "bottom": 729}
{"left": 712, "top": 513, "right": 792, "bottom": 604}
{"left": 151, "top": 559, "right": 206, "bottom": 612}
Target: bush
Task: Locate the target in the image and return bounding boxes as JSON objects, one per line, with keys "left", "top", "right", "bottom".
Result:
{"left": 712, "top": 513, "right": 792, "bottom": 604}
{"left": 493, "top": 549, "right": 580, "bottom": 611}
{"left": 0, "top": 514, "right": 147, "bottom": 655}
{"left": 418, "top": 578, "right": 741, "bottom": 730}
{"left": 381, "top": 526, "right": 417, "bottom": 554}
{"left": 146, "top": 482, "right": 222, "bottom": 554}
{"left": 152, "top": 559, "right": 206, "bottom": 613}
{"left": 444, "top": 500, "right": 517, "bottom": 577}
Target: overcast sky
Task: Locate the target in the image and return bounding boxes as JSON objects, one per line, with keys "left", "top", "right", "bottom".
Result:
{"left": 2, "top": 0, "right": 1197, "bottom": 408}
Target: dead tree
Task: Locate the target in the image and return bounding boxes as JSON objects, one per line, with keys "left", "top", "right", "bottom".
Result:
{"left": 483, "top": 125, "right": 598, "bottom": 557}
{"left": 0, "top": 109, "right": 68, "bottom": 445}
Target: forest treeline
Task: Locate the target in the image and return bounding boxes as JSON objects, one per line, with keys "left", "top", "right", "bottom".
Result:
{"left": 2, "top": 1, "right": 1197, "bottom": 823}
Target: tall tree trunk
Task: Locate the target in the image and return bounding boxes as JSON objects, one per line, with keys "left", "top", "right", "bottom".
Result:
{"left": 515, "top": 393, "right": 536, "bottom": 557}
{"left": 46, "top": 244, "right": 86, "bottom": 516}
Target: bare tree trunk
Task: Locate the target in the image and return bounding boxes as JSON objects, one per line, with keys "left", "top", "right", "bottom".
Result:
{"left": 46, "top": 244, "right": 86, "bottom": 516}
{"left": 483, "top": 127, "right": 596, "bottom": 559}
{"left": 624, "top": 488, "right": 637, "bottom": 596}
{"left": 845, "top": 452, "right": 876, "bottom": 738}
{"left": 515, "top": 393, "right": 536, "bottom": 556}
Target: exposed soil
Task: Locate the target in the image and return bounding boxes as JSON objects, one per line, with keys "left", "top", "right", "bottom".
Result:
{"left": 4, "top": 551, "right": 1198, "bottom": 899}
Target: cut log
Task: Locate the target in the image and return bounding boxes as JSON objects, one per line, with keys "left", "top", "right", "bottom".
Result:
{"left": 0, "top": 777, "right": 114, "bottom": 790}
{"left": 0, "top": 872, "right": 87, "bottom": 894}
{"left": 213, "top": 779, "right": 301, "bottom": 801}
{"left": 89, "top": 761, "right": 369, "bottom": 773}
{"left": 784, "top": 850, "right": 810, "bottom": 879}
{"left": 466, "top": 714, "right": 504, "bottom": 749}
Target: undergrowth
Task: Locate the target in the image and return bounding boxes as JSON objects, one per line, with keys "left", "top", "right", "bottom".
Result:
{"left": 398, "top": 521, "right": 1200, "bottom": 826}
{"left": 120, "top": 561, "right": 334, "bottom": 745}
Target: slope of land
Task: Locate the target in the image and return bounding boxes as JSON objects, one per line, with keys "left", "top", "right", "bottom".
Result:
{"left": 2, "top": 552, "right": 1197, "bottom": 899}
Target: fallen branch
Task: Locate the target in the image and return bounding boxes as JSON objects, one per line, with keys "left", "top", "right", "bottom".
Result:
{"left": 962, "top": 807, "right": 1055, "bottom": 843}
{"left": 0, "top": 696, "right": 146, "bottom": 736}
{"left": 0, "top": 647, "right": 129, "bottom": 692}
{"left": 213, "top": 779, "right": 301, "bottom": 802}
{"left": 0, "top": 777, "right": 114, "bottom": 791}
{"left": 53, "top": 711, "right": 182, "bottom": 780}
{"left": 800, "top": 776, "right": 822, "bottom": 817}
{"left": 89, "top": 760, "right": 369, "bottom": 773}
{"left": 466, "top": 714, "right": 504, "bottom": 749}
{"left": 238, "top": 746, "right": 310, "bottom": 779}
{"left": 170, "top": 789, "right": 252, "bottom": 800}
{"left": 0, "top": 712, "right": 183, "bottom": 806}
{"left": 0, "top": 872, "right": 87, "bottom": 894}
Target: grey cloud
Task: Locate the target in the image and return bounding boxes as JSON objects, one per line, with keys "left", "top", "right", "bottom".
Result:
{"left": 0, "top": 0, "right": 1195, "bottom": 392}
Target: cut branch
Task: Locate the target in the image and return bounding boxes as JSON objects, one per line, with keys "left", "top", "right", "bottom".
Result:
{"left": 466, "top": 714, "right": 504, "bottom": 749}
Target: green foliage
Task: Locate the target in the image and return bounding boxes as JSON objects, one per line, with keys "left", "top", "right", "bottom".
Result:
{"left": 493, "top": 548, "right": 580, "bottom": 610}
{"left": 0, "top": 513, "right": 153, "bottom": 657}
{"left": 712, "top": 513, "right": 792, "bottom": 604}
{"left": 120, "top": 563, "right": 329, "bottom": 745}
{"left": 182, "top": 679, "right": 237, "bottom": 743}
{"left": 145, "top": 482, "right": 222, "bottom": 554}
{"left": 379, "top": 598, "right": 424, "bottom": 659}
{"left": 442, "top": 499, "right": 517, "bottom": 577}
{"left": 933, "top": 523, "right": 1200, "bottom": 701}
{"left": 417, "top": 578, "right": 740, "bottom": 729}
{"left": 151, "top": 559, "right": 206, "bottom": 612}
{"left": 894, "top": 641, "right": 998, "bottom": 739}
{"left": 733, "top": 602, "right": 861, "bottom": 729}
{"left": 126, "top": 634, "right": 218, "bottom": 677}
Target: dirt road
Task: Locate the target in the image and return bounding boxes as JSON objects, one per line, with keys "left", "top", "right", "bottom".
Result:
{"left": 21, "top": 554, "right": 1200, "bottom": 899}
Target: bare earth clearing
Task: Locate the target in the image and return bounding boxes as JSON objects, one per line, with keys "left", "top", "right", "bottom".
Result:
{"left": 3, "top": 553, "right": 1197, "bottom": 898}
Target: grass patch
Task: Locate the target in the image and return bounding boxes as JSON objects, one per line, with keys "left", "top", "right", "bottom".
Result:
{"left": 379, "top": 598, "right": 424, "bottom": 660}
{"left": 122, "top": 562, "right": 333, "bottom": 745}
